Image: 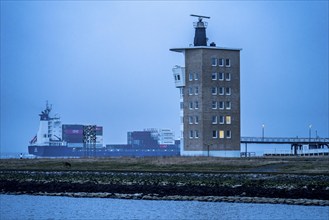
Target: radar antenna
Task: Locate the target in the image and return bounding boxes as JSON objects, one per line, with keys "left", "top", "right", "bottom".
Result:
{"left": 190, "top": 14, "right": 210, "bottom": 21}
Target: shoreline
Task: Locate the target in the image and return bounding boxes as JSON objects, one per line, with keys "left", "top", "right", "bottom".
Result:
{"left": 2, "top": 192, "right": 329, "bottom": 206}
{"left": 1, "top": 170, "right": 328, "bottom": 206}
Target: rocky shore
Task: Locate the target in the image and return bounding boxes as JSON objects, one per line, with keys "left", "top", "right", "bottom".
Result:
{"left": 1, "top": 171, "right": 328, "bottom": 206}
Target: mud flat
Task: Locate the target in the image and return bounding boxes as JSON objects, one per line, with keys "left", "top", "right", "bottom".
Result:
{"left": 1, "top": 171, "right": 328, "bottom": 206}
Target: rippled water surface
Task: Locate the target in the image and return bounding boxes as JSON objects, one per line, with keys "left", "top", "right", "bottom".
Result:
{"left": 1, "top": 194, "right": 328, "bottom": 220}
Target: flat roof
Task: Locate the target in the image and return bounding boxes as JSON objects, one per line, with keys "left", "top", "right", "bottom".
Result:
{"left": 170, "top": 46, "right": 242, "bottom": 52}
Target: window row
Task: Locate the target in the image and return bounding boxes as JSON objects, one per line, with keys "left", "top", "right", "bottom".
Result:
{"left": 212, "top": 130, "right": 232, "bottom": 139}
{"left": 212, "top": 115, "right": 231, "bottom": 124}
{"left": 212, "top": 72, "right": 231, "bottom": 81}
{"left": 189, "top": 130, "right": 200, "bottom": 139}
{"left": 189, "top": 101, "right": 199, "bottom": 109}
{"left": 212, "top": 87, "right": 231, "bottom": 95}
{"left": 211, "top": 58, "right": 231, "bottom": 67}
{"left": 189, "top": 116, "right": 199, "bottom": 124}
{"left": 189, "top": 73, "right": 199, "bottom": 81}
{"left": 188, "top": 86, "right": 199, "bottom": 95}
{"left": 212, "top": 101, "right": 231, "bottom": 110}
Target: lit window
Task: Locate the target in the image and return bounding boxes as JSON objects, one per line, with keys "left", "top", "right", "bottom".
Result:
{"left": 212, "top": 116, "right": 218, "bottom": 124}
{"left": 226, "top": 101, "right": 231, "bottom": 110}
{"left": 225, "top": 59, "right": 230, "bottom": 67}
{"left": 226, "top": 116, "right": 231, "bottom": 124}
{"left": 219, "top": 72, "right": 224, "bottom": 80}
{"left": 190, "top": 130, "right": 194, "bottom": 139}
{"left": 226, "top": 130, "right": 232, "bottom": 139}
{"left": 195, "top": 116, "right": 199, "bottom": 124}
{"left": 219, "top": 101, "right": 224, "bottom": 109}
{"left": 226, "top": 87, "right": 231, "bottom": 95}
{"left": 212, "top": 130, "right": 218, "bottom": 138}
{"left": 195, "top": 101, "right": 199, "bottom": 109}
{"left": 195, "top": 73, "right": 199, "bottom": 80}
{"left": 212, "top": 87, "right": 217, "bottom": 95}
{"left": 211, "top": 73, "right": 217, "bottom": 80}
{"left": 211, "top": 57, "right": 217, "bottom": 66}
{"left": 226, "top": 73, "right": 231, "bottom": 81}
{"left": 195, "top": 87, "right": 199, "bottom": 95}
{"left": 195, "top": 130, "right": 199, "bottom": 138}
{"left": 219, "top": 116, "right": 224, "bottom": 124}
{"left": 189, "top": 73, "right": 193, "bottom": 81}
{"left": 189, "top": 102, "right": 193, "bottom": 109}
{"left": 212, "top": 101, "right": 217, "bottom": 109}
{"left": 189, "top": 87, "right": 193, "bottom": 95}
{"left": 219, "top": 87, "right": 224, "bottom": 95}
{"left": 219, "top": 130, "right": 224, "bottom": 139}
{"left": 189, "top": 116, "right": 193, "bottom": 124}
{"left": 218, "top": 58, "right": 224, "bottom": 66}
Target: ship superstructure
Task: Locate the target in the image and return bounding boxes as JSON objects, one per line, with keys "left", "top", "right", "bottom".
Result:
{"left": 30, "top": 102, "right": 63, "bottom": 146}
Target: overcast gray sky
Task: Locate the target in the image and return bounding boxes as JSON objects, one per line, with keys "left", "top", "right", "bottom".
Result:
{"left": 1, "top": 1, "right": 328, "bottom": 153}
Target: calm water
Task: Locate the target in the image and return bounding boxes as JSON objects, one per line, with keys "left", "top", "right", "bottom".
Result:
{"left": 1, "top": 194, "right": 328, "bottom": 220}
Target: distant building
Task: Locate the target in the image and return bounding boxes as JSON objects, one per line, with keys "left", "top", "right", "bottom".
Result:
{"left": 107, "top": 128, "right": 180, "bottom": 156}
{"left": 170, "top": 15, "right": 241, "bottom": 157}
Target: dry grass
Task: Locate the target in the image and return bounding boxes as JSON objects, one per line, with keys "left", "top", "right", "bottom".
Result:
{"left": 1, "top": 156, "right": 328, "bottom": 174}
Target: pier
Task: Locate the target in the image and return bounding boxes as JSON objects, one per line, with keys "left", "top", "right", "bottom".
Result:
{"left": 241, "top": 137, "right": 329, "bottom": 156}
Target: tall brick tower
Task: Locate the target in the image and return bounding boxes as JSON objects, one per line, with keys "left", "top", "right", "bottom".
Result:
{"left": 170, "top": 15, "right": 241, "bottom": 157}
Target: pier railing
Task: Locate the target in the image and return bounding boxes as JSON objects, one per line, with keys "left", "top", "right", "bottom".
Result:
{"left": 241, "top": 137, "right": 329, "bottom": 144}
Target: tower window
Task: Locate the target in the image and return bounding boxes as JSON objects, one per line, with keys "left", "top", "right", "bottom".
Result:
{"left": 218, "top": 58, "right": 224, "bottom": 66}
{"left": 212, "top": 73, "right": 217, "bottom": 80}
{"left": 195, "top": 86, "right": 199, "bottom": 95}
{"left": 212, "top": 101, "right": 217, "bottom": 109}
{"left": 189, "top": 116, "right": 193, "bottom": 124}
{"left": 212, "top": 116, "right": 218, "bottom": 124}
{"left": 226, "top": 130, "right": 232, "bottom": 139}
{"left": 226, "top": 101, "right": 231, "bottom": 110}
{"left": 211, "top": 57, "right": 217, "bottom": 66}
{"left": 195, "top": 101, "right": 199, "bottom": 109}
{"left": 190, "top": 130, "right": 194, "bottom": 139}
{"left": 219, "top": 130, "right": 225, "bottom": 139}
{"left": 226, "top": 73, "right": 231, "bottom": 81}
{"left": 219, "top": 101, "right": 224, "bottom": 109}
{"left": 195, "top": 130, "right": 199, "bottom": 138}
{"left": 195, "top": 116, "right": 199, "bottom": 124}
{"left": 180, "top": 102, "right": 183, "bottom": 110}
{"left": 219, "top": 116, "right": 225, "bottom": 124}
{"left": 225, "top": 59, "right": 231, "bottom": 67}
{"left": 212, "top": 87, "right": 217, "bottom": 95}
{"left": 189, "top": 87, "right": 193, "bottom": 95}
{"left": 226, "top": 116, "right": 231, "bottom": 124}
{"left": 189, "top": 73, "right": 193, "bottom": 81}
{"left": 226, "top": 87, "right": 231, "bottom": 95}
{"left": 189, "top": 102, "right": 193, "bottom": 109}
{"left": 195, "top": 73, "right": 199, "bottom": 80}
{"left": 212, "top": 130, "right": 218, "bottom": 138}
{"left": 219, "top": 87, "right": 224, "bottom": 95}
{"left": 219, "top": 72, "right": 224, "bottom": 81}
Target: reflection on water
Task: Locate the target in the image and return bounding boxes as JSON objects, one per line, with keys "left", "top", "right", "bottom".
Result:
{"left": 1, "top": 194, "right": 328, "bottom": 220}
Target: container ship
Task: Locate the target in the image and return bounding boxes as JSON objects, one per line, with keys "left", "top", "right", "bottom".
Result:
{"left": 28, "top": 103, "right": 180, "bottom": 157}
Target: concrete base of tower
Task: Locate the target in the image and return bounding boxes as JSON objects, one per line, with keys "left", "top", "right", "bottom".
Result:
{"left": 181, "top": 150, "right": 240, "bottom": 157}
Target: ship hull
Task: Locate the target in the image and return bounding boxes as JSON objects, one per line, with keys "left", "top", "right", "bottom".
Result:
{"left": 28, "top": 145, "right": 180, "bottom": 157}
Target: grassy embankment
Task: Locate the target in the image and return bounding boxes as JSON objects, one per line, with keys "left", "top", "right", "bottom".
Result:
{"left": 1, "top": 156, "right": 328, "bottom": 173}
